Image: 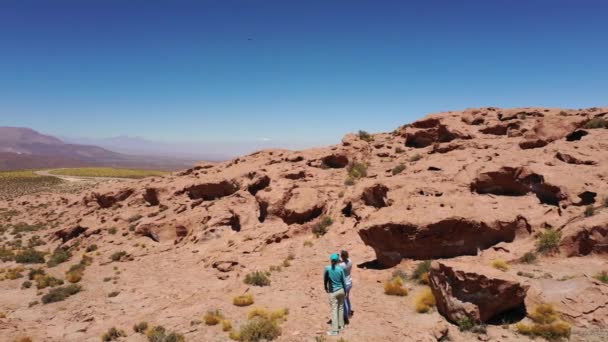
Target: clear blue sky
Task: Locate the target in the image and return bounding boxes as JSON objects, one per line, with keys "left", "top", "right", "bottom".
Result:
{"left": 1, "top": 0, "right": 607, "bottom": 147}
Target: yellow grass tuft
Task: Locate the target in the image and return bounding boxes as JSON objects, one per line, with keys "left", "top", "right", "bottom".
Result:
{"left": 516, "top": 303, "right": 571, "bottom": 340}
{"left": 414, "top": 287, "right": 436, "bottom": 313}
{"left": 233, "top": 294, "right": 255, "bottom": 307}
{"left": 204, "top": 309, "right": 224, "bottom": 326}
{"left": 222, "top": 319, "right": 233, "bottom": 332}
{"left": 384, "top": 276, "right": 408, "bottom": 296}
{"left": 491, "top": 259, "right": 510, "bottom": 272}
{"left": 248, "top": 307, "right": 270, "bottom": 320}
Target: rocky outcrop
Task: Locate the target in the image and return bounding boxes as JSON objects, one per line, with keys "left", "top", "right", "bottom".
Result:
{"left": 471, "top": 167, "right": 566, "bottom": 205}
{"left": 177, "top": 180, "right": 239, "bottom": 201}
{"left": 277, "top": 187, "right": 324, "bottom": 225}
{"left": 361, "top": 184, "right": 389, "bottom": 208}
{"left": 55, "top": 225, "right": 87, "bottom": 243}
{"left": 519, "top": 138, "right": 548, "bottom": 150}
{"left": 429, "top": 261, "right": 529, "bottom": 323}
{"left": 403, "top": 124, "right": 471, "bottom": 148}
{"left": 555, "top": 152, "right": 596, "bottom": 165}
{"left": 89, "top": 189, "right": 134, "bottom": 208}
{"left": 480, "top": 122, "right": 520, "bottom": 136}
{"left": 143, "top": 188, "right": 160, "bottom": 206}
{"left": 560, "top": 223, "right": 608, "bottom": 256}
{"left": 321, "top": 154, "right": 349, "bottom": 168}
{"left": 246, "top": 174, "right": 270, "bottom": 196}
{"left": 135, "top": 223, "right": 160, "bottom": 242}
{"left": 358, "top": 216, "right": 530, "bottom": 267}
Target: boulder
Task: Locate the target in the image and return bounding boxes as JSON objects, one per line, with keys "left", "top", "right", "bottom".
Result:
{"left": 55, "top": 225, "right": 87, "bottom": 243}
{"left": 277, "top": 187, "right": 324, "bottom": 225}
{"left": 471, "top": 166, "right": 566, "bottom": 206}
{"left": 176, "top": 180, "right": 239, "bottom": 201}
{"left": 429, "top": 261, "right": 529, "bottom": 323}
{"left": 358, "top": 216, "right": 530, "bottom": 267}
{"left": 89, "top": 189, "right": 134, "bottom": 208}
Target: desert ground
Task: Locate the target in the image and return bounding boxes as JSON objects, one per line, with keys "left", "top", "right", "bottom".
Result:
{"left": 1, "top": 107, "right": 607, "bottom": 342}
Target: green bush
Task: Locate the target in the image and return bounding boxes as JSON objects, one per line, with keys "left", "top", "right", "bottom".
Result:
{"left": 358, "top": 130, "right": 373, "bottom": 142}
{"left": 86, "top": 244, "right": 98, "bottom": 252}
{"left": 536, "top": 229, "right": 561, "bottom": 254}
{"left": 312, "top": 216, "right": 333, "bottom": 237}
{"left": 244, "top": 271, "right": 271, "bottom": 287}
{"left": 520, "top": 252, "right": 537, "bottom": 264}
{"left": 391, "top": 163, "right": 406, "bottom": 175}
{"left": 110, "top": 251, "right": 127, "bottom": 262}
{"left": 584, "top": 117, "right": 607, "bottom": 129}
{"left": 41, "top": 284, "right": 82, "bottom": 304}
{"left": 457, "top": 317, "right": 475, "bottom": 331}
{"left": 15, "top": 248, "right": 45, "bottom": 264}
{"left": 584, "top": 205, "right": 595, "bottom": 217}
{"left": 595, "top": 270, "right": 608, "bottom": 283}
{"left": 409, "top": 154, "right": 423, "bottom": 162}
{"left": 12, "top": 222, "right": 44, "bottom": 234}
{"left": 347, "top": 162, "right": 368, "bottom": 179}
{"left": 47, "top": 247, "right": 71, "bottom": 267}
{"left": 412, "top": 260, "right": 432, "bottom": 281}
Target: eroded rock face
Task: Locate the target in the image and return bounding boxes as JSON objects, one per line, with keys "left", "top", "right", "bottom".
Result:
{"left": 519, "top": 138, "right": 548, "bottom": 150}
{"left": 358, "top": 216, "right": 530, "bottom": 267}
{"left": 555, "top": 152, "right": 596, "bottom": 165}
{"left": 90, "top": 189, "right": 134, "bottom": 208}
{"left": 429, "top": 261, "right": 529, "bottom": 323}
{"left": 135, "top": 223, "right": 160, "bottom": 242}
{"left": 471, "top": 167, "right": 566, "bottom": 205}
{"left": 55, "top": 225, "right": 87, "bottom": 243}
{"left": 361, "top": 184, "right": 389, "bottom": 208}
{"left": 560, "top": 224, "right": 608, "bottom": 256}
{"left": 247, "top": 174, "right": 270, "bottom": 196}
{"left": 143, "top": 188, "right": 160, "bottom": 206}
{"left": 177, "top": 180, "right": 239, "bottom": 201}
{"left": 277, "top": 187, "right": 324, "bottom": 225}
{"left": 321, "top": 154, "right": 349, "bottom": 168}
{"left": 404, "top": 124, "right": 471, "bottom": 148}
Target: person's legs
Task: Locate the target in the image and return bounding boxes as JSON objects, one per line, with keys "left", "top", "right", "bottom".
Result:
{"left": 336, "top": 289, "right": 345, "bottom": 330}
{"left": 329, "top": 290, "right": 340, "bottom": 333}
{"left": 344, "top": 283, "right": 352, "bottom": 319}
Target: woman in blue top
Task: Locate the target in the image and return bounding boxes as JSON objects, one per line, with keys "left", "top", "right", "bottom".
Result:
{"left": 324, "top": 253, "right": 346, "bottom": 336}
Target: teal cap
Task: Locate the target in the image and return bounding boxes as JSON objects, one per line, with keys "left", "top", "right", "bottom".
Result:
{"left": 330, "top": 253, "right": 340, "bottom": 261}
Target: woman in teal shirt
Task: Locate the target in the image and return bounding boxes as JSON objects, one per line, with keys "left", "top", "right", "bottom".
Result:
{"left": 324, "top": 253, "right": 346, "bottom": 336}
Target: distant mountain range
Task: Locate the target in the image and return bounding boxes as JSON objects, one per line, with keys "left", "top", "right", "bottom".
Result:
{"left": 0, "top": 127, "right": 198, "bottom": 171}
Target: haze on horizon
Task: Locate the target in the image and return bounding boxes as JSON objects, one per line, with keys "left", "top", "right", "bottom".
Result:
{"left": 1, "top": 0, "right": 607, "bottom": 156}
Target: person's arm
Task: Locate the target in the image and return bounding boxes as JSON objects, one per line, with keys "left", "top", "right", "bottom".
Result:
{"left": 324, "top": 269, "right": 330, "bottom": 293}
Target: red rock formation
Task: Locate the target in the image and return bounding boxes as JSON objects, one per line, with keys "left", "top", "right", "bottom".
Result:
{"left": 429, "top": 261, "right": 529, "bottom": 323}
{"left": 358, "top": 216, "right": 530, "bottom": 267}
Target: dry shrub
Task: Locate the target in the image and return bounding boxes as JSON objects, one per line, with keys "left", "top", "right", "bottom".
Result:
{"left": 233, "top": 294, "right": 254, "bottom": 307}
{"left": 133, "top": 321, "right": 149, "bottom": 333}
{"left": 414, "top": 287, "right": 436, "bottom": 313}
{"left": 238, "top": 317, "right": 281, "bottom": 342}
{"left": 65, "top": 263, "right": 86, "bottom": 283}
{"left": 515, "top": 303, "right": 571, "bottom": 340}
{"left": 384, "top": 276, "right": 408, "bottom": 296}
{"left": 101, "top": 327, "right": 126, "bottom": 341}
